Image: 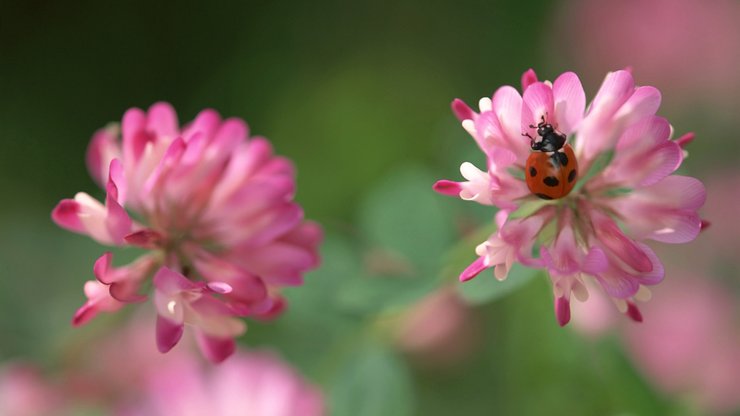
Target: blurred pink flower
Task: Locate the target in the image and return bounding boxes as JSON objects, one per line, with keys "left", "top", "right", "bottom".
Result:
{"left": 396, "top": 288, "right": 479, "bottom": 367}
{"left": 624, "top": 275, "right": 740, "bottom": 414}
{"left": 2, "top": 315, "right": 325, "bottom": 415}
{"left": 52, "top": 103, "right": 322, "bottom": 362}
{"left": 560, "top": 0, "right": 740, "bottom": 110}
{"left": 124, "top": 351, "right": 325, "bottom": 416}
{"left": 0, "top": 364, "right": 64, "bottom": 416}
{"left": 436, "top": 69, "right": 705, "bottom": 325}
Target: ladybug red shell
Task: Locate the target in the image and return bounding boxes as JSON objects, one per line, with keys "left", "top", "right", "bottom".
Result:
{"left": 525, "top": 144, "right": 578, "bottom": 200}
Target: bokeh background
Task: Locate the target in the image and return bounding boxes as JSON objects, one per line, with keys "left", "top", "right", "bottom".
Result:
{"left": 1, "top": 0, "right": 739, "bottom": 415}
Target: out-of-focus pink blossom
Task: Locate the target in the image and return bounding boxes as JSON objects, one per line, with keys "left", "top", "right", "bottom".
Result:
{"left": 559, "top": 0, "right": 740, "bottom": 111}
{"left": 0, "top": 365, "right": 64, "bottom": 416}
{"left": 124, "top": 351, "right": 325, "bottom": 416}
{"left": 624, "top": 275, "right": 740, "bottom": 414}
{"left": 436, "top": 69, "right": 705, "bottom": 325}
{"left": 52, "top": 103, "right": 322, "bottom": 362}
{"left": 2, "top": 315, "right": 326, "bottom": 415}
{"left": 396, "top": 288, "right": 479, "bottom": 367}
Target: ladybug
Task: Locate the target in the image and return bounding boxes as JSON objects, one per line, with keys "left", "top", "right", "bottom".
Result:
{"left": 523, "top": 116, "right": 578, "bottom": 200}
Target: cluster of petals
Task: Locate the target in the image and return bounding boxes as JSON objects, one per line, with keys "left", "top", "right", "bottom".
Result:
{"left": 435, "top": 69, "right": 706, "bottom": 325}
{"left": 52, "top": 102, "right": 321, "bottom": 362}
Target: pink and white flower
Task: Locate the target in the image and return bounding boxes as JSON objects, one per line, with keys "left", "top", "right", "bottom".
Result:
{"left": 435, "top": 69, "right": 705, "bottom": 325}
{"left": 52, "top": 103, "right": 322, "bottom": 362}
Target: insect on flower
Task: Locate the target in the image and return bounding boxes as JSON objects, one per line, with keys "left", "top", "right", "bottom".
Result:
{"left": 435, "top": 69, "right": 706, "bottom": 326}
{"left": 522, "top": 114, "right": 578, "bottom": 200}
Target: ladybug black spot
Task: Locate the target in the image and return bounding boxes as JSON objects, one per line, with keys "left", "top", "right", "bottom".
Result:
{"left": 535, "top": 193, "right": 553, "bottom": 200}
{"left": 568, "top": 169, "right": 577, "bottom": 183}
{"left": 543, "top": 176, "right": 560, "bottom": 187}
{"left": 529, "top": 166, "right": 537, "bottom": 177}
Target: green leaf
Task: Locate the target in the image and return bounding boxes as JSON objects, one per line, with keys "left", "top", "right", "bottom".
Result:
{"left": 330, "top": 343, "right": 415, "bottom": 416}
{"left": 357, "top": 165, "right": 455, "bottom": 277}
{"left": 457, "top": 263, "right": 539, "bottom": 305}
{"left": 335, "top": 274, "right": 438, "bottom": 315}
{"left": 331, "top": 166, "right": 456, "bottom": 314}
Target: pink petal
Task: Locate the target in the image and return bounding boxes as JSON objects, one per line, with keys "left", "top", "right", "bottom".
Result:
{"left": 93, "top": 252, "right": 114, "bottom": 284}
{"left": 633, "top": 243, "right": 664, "bottom": 286}
{"left": 228, "top": 204, "right": 305, "bottom": 249}
{"left": 614, "top": 86, "right": 661, "bottom": 126}
{"left": 72, "top": 302, "right": 98, "bottom": 327}
{"left": 552, "top": 71, "right": 585, "bottom": 134}
{"left": 195, "top": 331, "right": 236, "bottom": 364}
{"left": 251, "top": 295, "right": 287, "bottom": 320}
{"left": 156, "top": 315, "right": 184, "bottom": 353}
{"left": 213, "top": 118, "right": 249, "bottom": 150}
{"left": 107, "top": 158, "right": 127, "bottom": 204}
{"left": 492, "top": 86, "right": 525, "bottom": 148}
{"left": 675, "top": 132, "right": 695, "bottom": 148}
{"left": 632, "top": 175, "right": 706, "bottom": 210}
{"left": 51, "top": 199, "right": 84, "bottom": 233}
{"left": 473, "top": 111, "right": 505, "bottom": 155}
{"left": 238, "top": 243, "right": 316, "bottom": 286}
{"left": 591, "top": 116, "right": 681, "bottom": 188}
{"left": 142, "top": 136, "right": 187, "bottom": 195}
{"left": 700, "top": 219, "right": 711, "bottom": 230}
{"left": 555, "top": 296, "right": 571, "bottom": 327}
{"left": 104, "top": 189, "right": 132, "bottom": 245}
{"left": 582, "top": 248, "right": 608, "bottom": 275}
{"left": 594, "top": 267, "right": 641, "bottom": 299}
{"left": 589, "top": 70, "right": 635, "bottom": 115}
{"left": 592, "top": 212, "right": 653, "bottom": 273}
{"left": 612, "top": 176, "right": 706, "bottom": 243}
{"left": 433, "top": 180, "right": 462, "bottom": 196}
{"left": 451, "top": 99, "right": 475, "bottom": 121}
{"left": 577, "top": 70, "right": 636, "bottom": 162}
{"left": 182, "top": 108, "right": 221, "bottom": 142}
{"left": 69, "top": 193, "right": 127, "bottom": 245}
{"left": 153, "top": 267, "right": 198, "bottom": 294}
{"left": 193, "top": 255, "right": 268, "bottom": 304}
{"left": 206, "top": 282, "right": 233, "bottom": 294}
{"left": 72, "top": 281, "right": 123, "bottom": 326}
{"left": 147, "top": 102, "right": 179, "bottom": 138}
{"left": 625, "top": 301, "right": 643, "bottom": 322}
{"left": 520, "top": 68, "right": 538, "bottom": 91}
{"left": 521, "top": 82, "right": 555, "bottom": 135}
{"left": 121, "top": 107, "right": 149, "bottom": 163}
{"left": 459, "top": 257, "right": 486, "bottom": 282}
{"left": 595, "top": 244, "right": 663, "bottom": 298}
{"left": 124, "top": 229, "right": 164, "bottom": 248}
{"left": 278, "top": 221, "right": 324, "bottom": 251}
{"left": 85, "top": 125, "right": 120, "bottom": 187}
{"left": 109, "top": 282, "right": 148, "bottom": 303}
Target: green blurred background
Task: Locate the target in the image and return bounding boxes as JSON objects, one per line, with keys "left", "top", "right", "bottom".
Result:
{"left": 1, "top": 0, "right": 739, "bottom": 415}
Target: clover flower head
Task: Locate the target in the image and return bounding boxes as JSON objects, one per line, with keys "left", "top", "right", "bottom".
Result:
{"left": 53, "top": 103, "right": 322, "bottom": 362}
{"left": 435, "top": 69, "right": 706, "bottom": 325}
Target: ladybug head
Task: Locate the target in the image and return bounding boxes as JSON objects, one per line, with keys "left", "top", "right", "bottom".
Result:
{"left": 530, "top": 139, "right": 544, "bottom": 151}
